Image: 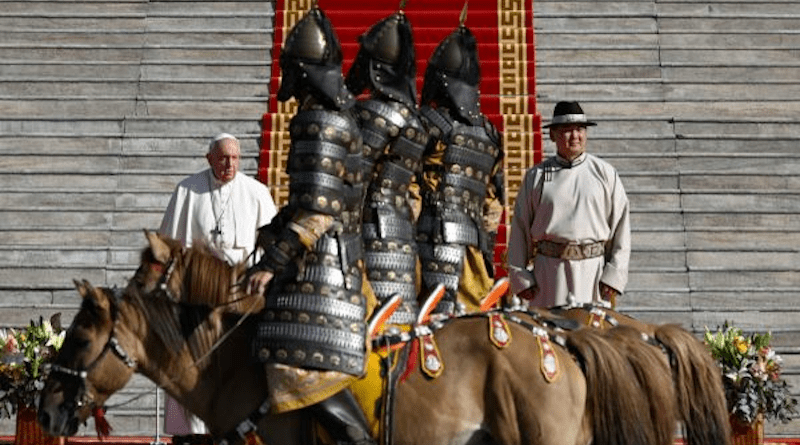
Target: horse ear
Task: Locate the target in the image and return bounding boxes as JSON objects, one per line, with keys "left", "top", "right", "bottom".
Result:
{"left": 144, "top": 229, "right": 172, "bottom": 264}
{"left": 74, "top": 279, "right": 92, "bottom": 299}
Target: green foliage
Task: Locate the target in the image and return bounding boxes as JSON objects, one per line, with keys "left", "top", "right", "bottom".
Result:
{"left": 705, "top": 321, "right": 798, "bottom": 425}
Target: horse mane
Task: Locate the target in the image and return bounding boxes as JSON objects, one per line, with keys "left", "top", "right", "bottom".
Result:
{"left": 143, "top": 234, "right": 260, "bottom": 314}
{"left": 135, "top": 234, "right": 263, "bottom": 366}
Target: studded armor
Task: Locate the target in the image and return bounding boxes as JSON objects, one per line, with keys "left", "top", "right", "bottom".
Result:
{"left": 346, "top": 10, "right": 428, "bottom": 326}
{"left": 251, "top": 6, "right": 369, "bottom": 377}
{"left": 417, "top": 104, "right": 502, "bottom": 314}
{"left": 356, "top": 99, "right": 428, "bottom": 325}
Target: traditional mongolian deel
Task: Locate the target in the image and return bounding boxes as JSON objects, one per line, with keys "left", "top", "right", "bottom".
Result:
{"left": 508, "top": 152, "right": 631, "bottom": 307}
{"left": 346, "top": 10, "right": 428, "bottom": 326}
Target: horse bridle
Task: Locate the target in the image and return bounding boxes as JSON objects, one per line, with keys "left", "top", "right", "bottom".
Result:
{"left": 49, "top": 289, "right": 137, "bottom": 410}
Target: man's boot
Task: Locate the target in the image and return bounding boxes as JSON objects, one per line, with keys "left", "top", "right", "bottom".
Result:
{"left": 308, "top": 388, "right": 376, "bottom": 445}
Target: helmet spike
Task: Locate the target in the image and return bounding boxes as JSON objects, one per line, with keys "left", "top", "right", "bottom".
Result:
{"left": 459, "top": 1, "right": 468, "bottom": 27}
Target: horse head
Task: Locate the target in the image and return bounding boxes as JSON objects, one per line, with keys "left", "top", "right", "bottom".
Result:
{"left": 38, "top": 280, "right": 138, "bottom": 436}
{"left": 132, "top": 230, "right": 257, "bottom": 311}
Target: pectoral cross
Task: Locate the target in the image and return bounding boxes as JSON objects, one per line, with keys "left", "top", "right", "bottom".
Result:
{"left": 211, "top": 225, "right": 222, "bottom": 237}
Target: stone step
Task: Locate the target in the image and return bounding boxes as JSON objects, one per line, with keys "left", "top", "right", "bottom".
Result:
{"left": 0, "top": 118, "right": 263, "bottom": 138}
{"left": 0, "top": 98, "right": 268, "bottom": 118}
{"left": 0, "top": 61, "right": 270, "bottom": 79}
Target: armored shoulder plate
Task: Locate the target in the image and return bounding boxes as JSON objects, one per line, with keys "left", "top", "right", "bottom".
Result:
{"left": 287, "top": 109, "right": 363, "bottom": 217}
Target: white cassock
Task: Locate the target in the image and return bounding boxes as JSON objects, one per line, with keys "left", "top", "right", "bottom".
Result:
{"left": 158, "top": 168, "right": 277, "bottom": 435}
{"left": 159, "top": 169, "right": 278, "bottom": 266}
{"left": 508, "top": 152, "right": 631, "bottom": 307}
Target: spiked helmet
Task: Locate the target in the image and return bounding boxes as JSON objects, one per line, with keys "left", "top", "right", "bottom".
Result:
{"left": 421, "top": 5, "right": 482, "bottom": 124}
{"left": 346, "top": 10, "right": 417, "bottom": 108}
{"left": 276, "top": 5, "right": 354, "bottom": 110}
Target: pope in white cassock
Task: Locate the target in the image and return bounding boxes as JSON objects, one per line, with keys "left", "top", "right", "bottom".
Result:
{"left": 158, "top": 133, "right": 278, "bottom": 437}
{"left": 508, "top": 101, "right": 630, "bottom": 308}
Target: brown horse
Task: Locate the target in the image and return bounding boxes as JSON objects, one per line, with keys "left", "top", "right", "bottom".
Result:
{"left": 38, "top": 232, "right": 678, "bottom": 445}
{"left": 553, "top": 304, "right": 733, "bottom": 445}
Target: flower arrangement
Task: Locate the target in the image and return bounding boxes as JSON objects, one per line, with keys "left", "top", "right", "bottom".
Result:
{"left": 705, "top": 322, "right": 798, "bottom": 426}
{"left": 0, "top": 314, "right": 65, "bottom": 418}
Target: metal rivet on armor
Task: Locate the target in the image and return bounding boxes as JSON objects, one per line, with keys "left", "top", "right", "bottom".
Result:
{"left": 347, "top": 358, "right": 358, "bottom": 369}
{"left": 478, "top": 141, "right": 486, "bottom": 151}
{"left": 388, "top": 126, "right": 399, "bottom": 137}
{"left": 405, "top": 128, "right": 415, "bottom": 139}
{"left": 280, "top": 311, "right": 292, "bottom": 321}
{"left": 343, "top": 132, "right": 351, "bottom": 143}
{"left": 350, "top": 295, "right": 361, "bottom": 305}
{"left": 258, "top": 348, "right": 270, "bottom": 360}
{"left": 321, "top": 158, "right": 332, "bottom": 169}
{"left": 467, "top": 139, "right": 476, "bottom": 149}
{"left": 403, "top": 273, "right": 413, "bottom": 283}
{"left": 320, "top": 285, "right": 333, "bottom": 296}
{"left": 294, "top": 349, "right": 306, "bottom": 361}
{"left": 301, "top": 282, "right": 314, "bottom": 293}
{"left": 400, "top": 107, "right": 410, "bottom": 118}
{"left": 308, "top": 124, "right": 320, "bottom": 135}
{"left": 476, "top": 171, "right": 484, "bottom": 180}
{"left": 276, "top": 349, "right": 288, "bottom": 360}
{"left": 350, "top": 323, "right": 361, "bottom": 333}
{"left": 331, "top": 356, "right": 341, "bottom": 366}
{"left": 317, "top": 315, "right": 327, "bottom": 325}
{"left": 444, "top": 186, "right": 454, "bottom": 197}
{"left": 374, "top": 117, "right": 386, "bottom": 128}
{"left": 317, "top": 196, "right": 328, "bottom": 208}
{"left": 428, "top": 263, "right": 438, "bottom": 271}
{"left": 324, "top": 126, "right": 337, "bottom": 139}
{"left": 452, "top": 165, "right": 461, "bottom": 174}
{"left": 313, "top": 352, "right": 324, "bottom": 363}
{"left": 331, "top": 200, "right": 341, "bottom": 212}
{"left": 298, "top": 313, "right": 310, "bottom": 323}
{"left": 333, "top": 319, "right": 344, "bottom": 329}
{"left": 454, "top": 135, "right": 465, "bottom": 145}
{"left": 443, "top": 264, "right": 455, "bottom": 274}
{"left": 360, "top": 110, "right": 371, "bottom": 120}
{"left": 382, "top": 178, "right": 392, "bottom": 188}
{"left": 465, "top": 166, "right": 474, "bottom": 177}
{"left": 387, "top": 270, "right": 397, "bottom": 280}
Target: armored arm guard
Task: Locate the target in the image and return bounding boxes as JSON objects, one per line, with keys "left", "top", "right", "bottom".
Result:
{"left": 251, "top": 109, "right": 361, "bottom": 275}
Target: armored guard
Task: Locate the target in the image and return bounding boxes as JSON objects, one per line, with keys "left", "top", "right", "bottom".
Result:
{"left": 247, "top": 5, "right": 376, "bottom": 445}
{"left": 345, "top": 8, "right": 428, "bottom": 326}
{"left": 417, "top": 7, "right": 504, "bottom": 315}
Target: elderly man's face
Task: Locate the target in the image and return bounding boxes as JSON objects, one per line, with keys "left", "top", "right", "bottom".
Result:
{"left": 550, "top": 124, "right": 588, "bottom": 161}
{"left": 206, "top": 138, "right": 240, "bottom": 183}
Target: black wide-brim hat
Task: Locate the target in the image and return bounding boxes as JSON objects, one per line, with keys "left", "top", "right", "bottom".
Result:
{"left": 543, "top": 101, "right": 597, "bottom": 128}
